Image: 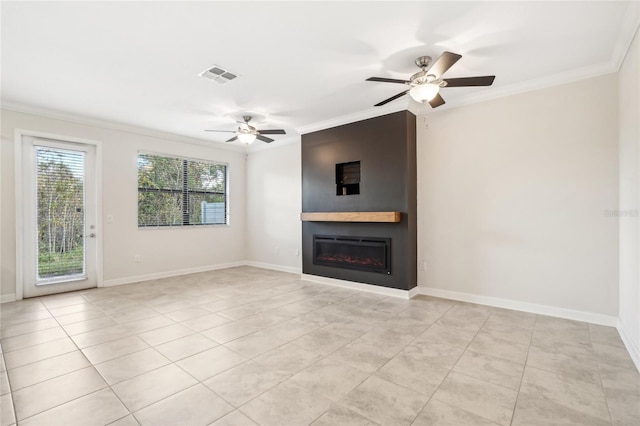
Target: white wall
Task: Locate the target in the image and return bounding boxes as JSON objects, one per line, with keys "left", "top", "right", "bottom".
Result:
{"left": 417, "top": 73, "right": 620, "bottom": 321}
{"left": 618, "top": 28, "right": 640, "bottom": 365}
{"left": 246, "top": 141, "right": 302, "bottom": 272}
{"left": 1, "top": 109, "right": 247, "bottom": 298}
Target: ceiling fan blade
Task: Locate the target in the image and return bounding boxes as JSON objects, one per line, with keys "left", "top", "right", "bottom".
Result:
{"left": 374, "top": 90, "right": 409, "bottom": 107}
{"left": 428, "top": 51, "right": 462, "bottom": 78}
{"left": 205, "top": 130, "right": 235, "bottom": 133}
{"left": 428, "top": 93, "right": 446, "bottom": 108}
{"left": 366, "top": 77, "right": 410, "bottom": 84}
{"left": 257, "top": 129, "right": 286, "bottom": 135}
{"left": 225, "top": 136, "right": 238, "bottom": 143}
{"left": 444, "top": 75, "right": 496, "bottom": 87}
{"left": 257, "top": 135, "right": 275, "bottom": 143}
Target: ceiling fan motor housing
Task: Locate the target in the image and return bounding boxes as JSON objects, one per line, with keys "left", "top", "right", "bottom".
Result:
{"left": 415, "top": 55, "right": 432, "bottom": 69}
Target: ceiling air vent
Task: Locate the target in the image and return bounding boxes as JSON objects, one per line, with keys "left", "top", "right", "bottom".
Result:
{"left": 199, "top": 64, "right": 238, "bottom": 85}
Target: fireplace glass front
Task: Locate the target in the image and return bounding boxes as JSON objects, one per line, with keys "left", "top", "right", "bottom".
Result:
{"left": 313, "top": 235, "right": 390, "bottom": 274}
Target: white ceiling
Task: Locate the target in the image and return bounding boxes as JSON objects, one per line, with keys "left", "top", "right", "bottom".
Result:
{"left": 1, "top": 1, "right": 637, "bottom": 147}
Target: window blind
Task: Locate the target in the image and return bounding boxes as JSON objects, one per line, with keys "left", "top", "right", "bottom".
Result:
{"left": 36, "top": 147, "right": 86, "bottom": 278}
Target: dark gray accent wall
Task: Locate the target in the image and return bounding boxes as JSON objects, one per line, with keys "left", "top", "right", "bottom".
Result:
{"left": 301, "top": 110, "right": 417, "bottom": 290}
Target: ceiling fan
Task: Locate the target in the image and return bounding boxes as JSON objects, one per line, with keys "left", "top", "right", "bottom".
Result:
{"left": 367, "top": 51, "right": 495, "bottom": 108}
{"left": 205, "top": 116, "right": 286, "bottom": 144}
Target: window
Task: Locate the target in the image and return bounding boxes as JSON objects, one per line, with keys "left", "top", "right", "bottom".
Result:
{"left": 137, "top": 153, "right": 228, "bottom": 227}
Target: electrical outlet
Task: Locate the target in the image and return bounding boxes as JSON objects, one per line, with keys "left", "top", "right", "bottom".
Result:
{"left": 295, "top": 248, "right": 300, "bottom": 256}
{"left": 106, "top": 215, "right": 114, "bottom": 224}
{"left": 419, "top": 260, "right": 427, "bottom": 271}
{"left": 134, "top": 255, "right": 141, "bottom": 263}
{"left": 276, "top": 246, "right": 280, "bottom": 254}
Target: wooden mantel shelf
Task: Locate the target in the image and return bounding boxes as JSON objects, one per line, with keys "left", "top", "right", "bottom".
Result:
{"left": 300, "top": 212, "right": 401, "bottom": 223}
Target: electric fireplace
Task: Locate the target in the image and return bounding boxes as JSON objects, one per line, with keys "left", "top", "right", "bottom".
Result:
{"left": 313, "top": 235, "right": 391, "bottom": 274}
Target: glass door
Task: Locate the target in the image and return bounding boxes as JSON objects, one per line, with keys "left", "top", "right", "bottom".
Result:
{"left": 22, "top": 137, "right": 98, "bottom": 298}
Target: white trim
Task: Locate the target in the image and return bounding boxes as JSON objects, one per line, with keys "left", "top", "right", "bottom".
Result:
{"left": 611, "top": 1, "right": 640, "bottom": 71}
{"left": 14, "top": 130, "right": 24, "bottom": 301}
{"left": 297, "top": 56, "right": 629, "bottom": 134}
{"left": 95, "top": 140, "right": 104, "bottom": 289}
{"left": 2, "top": 103, "right": 246, "bottom": 153}
{"left": 617, "top": 318, "right": 640, "bottom": 372}
{"left": 414, "top": 62, "right": 618, "bottom": 117}
{"left": 14, "top": 129, "right": 105, "bottom": 300}
{"left": 6, "top": 5, "right": 640, "bottom": 158}
{"left": 416, "top": 286, "right": 618, "bottom": 327}
{"left": 0, "top": 294, "right": 17, "bottom": 304}
{"left": 247, "top": 135, "right": 301, "bottom": 153}
{"left": 408, "top": 286, "right": 420, "bottom": 299}
{"left": 101, "top": 261, "right": 246, "bottom": 287}
{"left": 138, "top": 150, "right": 230, "bottom": 168}
{"left": 5, "top": 47, "right": 631, "bottom": 158}
{"left": 244, "top": 261, "right": 301, "bottom": 275}
{"left": 300, "top": 273, "right": 415, "bottom": 300}
{"left": 295, "top": 103, "right": 408, "bottom": 135}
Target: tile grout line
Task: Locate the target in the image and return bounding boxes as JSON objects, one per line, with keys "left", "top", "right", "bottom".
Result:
{"left": 170, "top": 285, "right": 361, "bottom": 421}
{"left": 198, "top": 296, "right": 361, "bottom": 413}
{"left": 18, "top": 387, "right": 124, "bottom": 425}
{"left": 43, "top": 294, "right": 135, "bottom": 423}
{"left": 381, "top": 301, "right": 460, "bottom": 425}
{"left": 237, "top": 297, "right": 427, "bottom": 425}
{"left": 86, "top": 283, "right": 273, "bottom": 421}
{"left": 0, "top": 342, "right": 18, "bottom": 426}
{"left": 218, "top": 296, "right": 425, "bottom": 424}
{"left": 590, "top": 326, "right": 615, "bottom": 426}
{"left": 1, "top": 301, "right": 54, "bottom": 426}
{"left": 415, "top": 304, "right": 500, "bottom": 426}
{"left": 327, "top": 300, "right": 458, "bottom": 425}
{"left": 4, "top": 270, "right": 634, "bottom": 426}
{"left": 2, "top": 297, "right": 86, "bottom": 423}
{"left": 65, "top": 296, "right": 132, "bottom": 418}
{"left": 508, "top": 312, "right": 537, "bottom": 426}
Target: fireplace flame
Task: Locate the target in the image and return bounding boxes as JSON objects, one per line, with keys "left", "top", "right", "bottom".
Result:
{"left": 317, "top": 254, "right": 384, "bottom": 267}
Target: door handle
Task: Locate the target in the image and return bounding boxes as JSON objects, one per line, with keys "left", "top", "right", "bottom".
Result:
{"left": 89, "top": 233, "right": 96, "bottom": 238}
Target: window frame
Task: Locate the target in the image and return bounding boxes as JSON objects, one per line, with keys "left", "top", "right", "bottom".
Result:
{"left": 137, "top": 151, "right": 230, "bottom": 228}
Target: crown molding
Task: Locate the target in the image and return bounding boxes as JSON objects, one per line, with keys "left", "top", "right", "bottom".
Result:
{"left": 0, "top": 101, "right": 247, "bottom": 153}
{"left": 612, "top": 1, "right": 640, "bottom": 71}
{"left": 413, "top": 60, "right": 618, "bottom": 117}
{"left": 246, "top": 133, "right": 301, "bottom": 153}
{"left": 295, "top": 56, "right": 621, "bottom": 127}
{"left": 295, "top": 102, "right": 408, "bottom": 135}
{"left": 5, "top": 6, "right": 636, "bottom": 150}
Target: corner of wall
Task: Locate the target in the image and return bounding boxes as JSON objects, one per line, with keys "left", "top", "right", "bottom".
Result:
{"left": 617, "top": 318, "right": 640, "bottom": 371}
{"left": 0, "top": 294, "right": 16, "bottom": 304}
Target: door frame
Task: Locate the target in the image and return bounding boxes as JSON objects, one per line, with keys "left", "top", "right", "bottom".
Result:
{"left": 15, "top": 129, "right": 104, "bottom": 300}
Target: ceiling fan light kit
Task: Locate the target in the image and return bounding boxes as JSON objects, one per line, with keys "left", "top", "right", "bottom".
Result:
{"left": 237, "top": 132, "right": 257, "bottom": 144}
{"left": 367, "top": 51, "right": 495, "bottom": 108}
{"left": 409, "top": 84, "right": 440, "bottom": 103}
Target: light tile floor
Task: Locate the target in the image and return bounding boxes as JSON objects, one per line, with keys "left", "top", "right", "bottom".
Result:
{"left": 0, "top": 266, "right": 638, "bottom": 426}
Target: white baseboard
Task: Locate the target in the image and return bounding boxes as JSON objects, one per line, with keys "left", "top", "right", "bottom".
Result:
{"left": 101, "top": 261, "right": 246, "bottom": 287}
{"left": 408, "top": 286, "right": 421, "bottom": 299}
{"left": 301, "top": 273, "right": 416, "bottom": 300}
{"left": 0, "top": 293, "right": 16, "bottom": 304}
{"left": 244, "top": 261, "right": 301, "bottom": 275}
{"left": 617, "top": 318, "right": 640, "bottom": 372}
{"left": 416, "top": 286, "right": 618, "bottom": 327}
